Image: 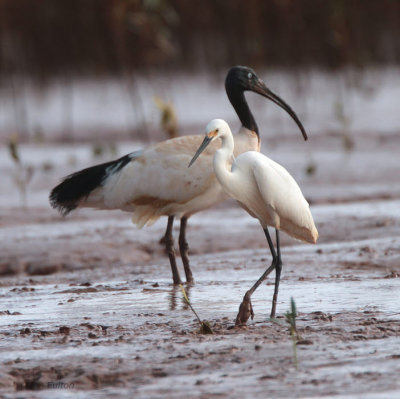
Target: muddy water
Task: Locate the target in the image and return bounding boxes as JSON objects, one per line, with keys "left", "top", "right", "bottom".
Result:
{"left": 1, "top": 228, "right": 400, "bottom": 398}
{"left": 1, "top": 122, "right": 400, "bottom": 397}
{"left": 2, "top": 270, "right": 398, "bottom": 335}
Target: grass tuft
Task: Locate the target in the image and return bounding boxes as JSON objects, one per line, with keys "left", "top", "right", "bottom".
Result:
{"left": 180, "top": 284, "right": 213, "bottom": 334}
{"left": 285, "top": 297, "right": 299, "bottom": 370}
{"left": 270, "top": 297, "right": 300, "bottom": 369}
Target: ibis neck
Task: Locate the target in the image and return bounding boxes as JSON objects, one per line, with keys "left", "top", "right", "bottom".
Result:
{"left": 227, "top": 89, "right": 259, "bottom": 137}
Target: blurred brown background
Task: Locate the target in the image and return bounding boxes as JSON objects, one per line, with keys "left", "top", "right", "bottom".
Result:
{"left": 0, "top": 0, "right": 399, "bottom": 143}
{"left": 1, "top": 0, "right": 399, "bottom": 80}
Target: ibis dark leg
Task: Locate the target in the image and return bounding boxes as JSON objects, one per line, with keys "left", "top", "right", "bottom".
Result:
{"left": 235, "top": 227, "right": 277, "bottom": 325}
{"left": 165, "top": 216, "right": 182, "bottom": 285}
{"left": 270, "top": 230, "right": 282, "bottom": 318}
{"left": 179, "top": 216, "right": 194, "bottom": 284}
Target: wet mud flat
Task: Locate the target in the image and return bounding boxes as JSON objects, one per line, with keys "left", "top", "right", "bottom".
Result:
{"left": 1, "top": 134, "right": 400, "bottom": 398}
{"left": 1, "top": 203, "right": 400, "bottom": 398}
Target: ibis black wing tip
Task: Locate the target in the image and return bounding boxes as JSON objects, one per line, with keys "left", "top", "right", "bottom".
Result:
{"left": 49, "top": 188, "right": 76, "bottom": 216}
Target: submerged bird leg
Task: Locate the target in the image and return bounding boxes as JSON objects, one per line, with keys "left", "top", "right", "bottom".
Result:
{"left": 270, "top": 229, "right": 282, "bottom": 318}
{"left": 235, "top": 228, "right": 277, "bottom": 325}
{"left": 165, "top": 216, "right": 182, "bottom": 285}
{"left": 179, "top": 216, "right": 194, "bottom": 284}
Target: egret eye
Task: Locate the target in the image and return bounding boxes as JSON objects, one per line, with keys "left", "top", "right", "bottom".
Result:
{"left": 248, "top": 72, "right": 253, "bottom": 79}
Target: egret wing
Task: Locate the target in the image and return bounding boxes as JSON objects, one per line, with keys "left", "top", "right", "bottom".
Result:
{"left": 251, "top": 154, "right": 317, "bottom": 242}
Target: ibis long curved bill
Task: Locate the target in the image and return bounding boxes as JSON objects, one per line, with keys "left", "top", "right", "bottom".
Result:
{"left": 251, "top": 77, "right": 308, "bottom": 141}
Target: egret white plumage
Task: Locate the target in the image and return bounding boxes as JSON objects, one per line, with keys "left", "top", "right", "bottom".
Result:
{"left": 49, "top": 66, "right": 307, "bottom": 285}
{"left": 189, "top": 119, "right": 318, "bottom": 323}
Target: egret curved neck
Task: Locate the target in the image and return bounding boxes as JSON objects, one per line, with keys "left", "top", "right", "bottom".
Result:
{"left": 213, "top": 135, "right": 235, "bottom": 189}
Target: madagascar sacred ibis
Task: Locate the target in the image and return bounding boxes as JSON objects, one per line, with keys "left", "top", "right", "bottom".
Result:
{"left": 189, "top": 119, "right": 318, "bottom": 323}
{"left": 49, "top": 66, "right": 307, "bottom": 285}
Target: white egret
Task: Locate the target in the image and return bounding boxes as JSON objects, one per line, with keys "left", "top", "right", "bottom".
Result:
{"left": 189, "top": 119, "right": 318, "bottom": 323}
{"left": 50, "top": 66, "right": 307, "bottom": 285}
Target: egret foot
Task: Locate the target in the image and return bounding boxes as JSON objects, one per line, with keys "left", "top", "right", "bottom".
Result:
{"left": 235, "top": 292, "right": 254, "bottom": 325}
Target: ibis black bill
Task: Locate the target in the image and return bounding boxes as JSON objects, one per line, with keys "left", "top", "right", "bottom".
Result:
{"left": 188, "top": 136, "right": 213, "bottom": 167}
{"left": 252, "top": 78, "right": 308, "bottom": 141}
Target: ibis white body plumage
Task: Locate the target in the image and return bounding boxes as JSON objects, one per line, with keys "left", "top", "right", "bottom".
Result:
{"left": 85, "top": 128, "right": 259, "bottom": 227}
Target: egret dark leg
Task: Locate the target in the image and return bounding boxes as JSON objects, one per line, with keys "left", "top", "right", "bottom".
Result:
{"left": 235, "top": 227, "right": 277, "bottom": 325}
{"left": 270, "top": 230, "right": 282, "bottom": 318}
{"left": 165, "top": 216, "right": 182, "bottom": 285}
{"left": 179, "top": 216, "right": 194, "bottom": 284}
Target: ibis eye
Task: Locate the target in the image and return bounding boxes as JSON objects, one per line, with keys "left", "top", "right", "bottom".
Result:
{"left": 248, "top": 72, "right": 253, "bottom": 79}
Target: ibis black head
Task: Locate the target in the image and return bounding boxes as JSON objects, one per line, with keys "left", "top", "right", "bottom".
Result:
{"left": 225, "top": 65, "right": 260, "bottom": 93}
{"left": 225, "top": 65, "right": 308, "bottom": 141}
